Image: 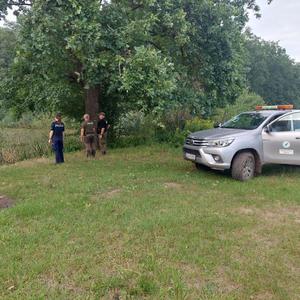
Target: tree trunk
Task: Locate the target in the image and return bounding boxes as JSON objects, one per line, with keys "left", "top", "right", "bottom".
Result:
{"left": 85, "top": 85, "right": 100, "bottom": 121}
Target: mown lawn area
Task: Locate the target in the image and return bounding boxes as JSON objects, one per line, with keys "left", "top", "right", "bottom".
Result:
{"left": 0, "top": 145, "right": 299, "bottom": 299}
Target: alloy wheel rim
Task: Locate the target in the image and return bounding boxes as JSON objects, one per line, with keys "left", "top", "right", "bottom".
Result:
{"left": 242, "top": 157, "right": 254, "bottom": 179}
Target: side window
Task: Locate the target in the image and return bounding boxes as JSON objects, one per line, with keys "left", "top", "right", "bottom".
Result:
{"left": 270, "top": 112, "right": 300, "bottom": 132}
{"left": 292, "top": 113, "right": 300, "bottom": 132}
{"left": 270, "top": 115, "right": 292, "bottom": 132}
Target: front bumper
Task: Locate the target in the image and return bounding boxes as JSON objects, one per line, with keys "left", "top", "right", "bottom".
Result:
{"left": 183, "top": 145, "right": 231, "bottom": 170}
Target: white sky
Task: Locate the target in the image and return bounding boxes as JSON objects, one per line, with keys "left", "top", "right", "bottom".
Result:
{"left": 1, "top": 1, "right": 299, "bottom": 61}
{"left": 248, "top": 0, "right": 300, "bottom": 62}
{"left": 0, "top": 9, "right": 15, "bottom": 26}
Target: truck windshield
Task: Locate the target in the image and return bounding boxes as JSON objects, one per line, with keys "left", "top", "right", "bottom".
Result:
{"left": 222, "top": 113, "right": 267, "bottom": 130}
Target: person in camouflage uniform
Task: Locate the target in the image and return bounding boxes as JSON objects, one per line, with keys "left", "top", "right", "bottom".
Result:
{"left": 81, "top": 114, "right": 96, "bottom": 158}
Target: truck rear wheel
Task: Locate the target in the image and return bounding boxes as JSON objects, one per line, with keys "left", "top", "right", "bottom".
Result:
{"left": 231, "top": 152, "right": 255, "bottom": 181}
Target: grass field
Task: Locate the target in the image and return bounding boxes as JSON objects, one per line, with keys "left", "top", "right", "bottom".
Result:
{"left": 0, "top": 145, "right": 299, "bottom": 299}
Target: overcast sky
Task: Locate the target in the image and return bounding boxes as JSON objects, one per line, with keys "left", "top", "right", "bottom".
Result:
{"left": 248, "top": 0, "right": 300, "bottom": 62}
{"left": 1, "top": 1, "right": 299, "bottom": 61}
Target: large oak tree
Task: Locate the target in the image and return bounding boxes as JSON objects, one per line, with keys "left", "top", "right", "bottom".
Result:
{"left": 0, "top": 0, "right": 273, "bottom": 119}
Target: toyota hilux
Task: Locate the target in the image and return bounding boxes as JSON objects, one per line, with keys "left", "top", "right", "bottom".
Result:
{"left": 183, "top": 105, "right": 300, "bottom": 181}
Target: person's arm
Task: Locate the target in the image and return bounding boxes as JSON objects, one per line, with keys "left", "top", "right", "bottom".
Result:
{"left": 100, "top": 121, "right": 108, "bottom": 137}
{"left": 62, "top": 123, "right": 65, "bottom": 142}
{"left": 49, "top": 122, "right": 54, "bottom": 144}
{"left": 48, "top": 130, "right": 54, "bottom": 144}
{"left": 80, "top": 128, "right": 85, "bottom": 142}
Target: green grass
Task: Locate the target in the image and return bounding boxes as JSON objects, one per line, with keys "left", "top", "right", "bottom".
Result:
{"left": 0, "top": 145, "right": 299, "bottom": 299}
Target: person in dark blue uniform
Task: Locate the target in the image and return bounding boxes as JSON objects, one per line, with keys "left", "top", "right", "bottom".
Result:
{"left": 48, "top": 112, "right": 65, "bottom": 164}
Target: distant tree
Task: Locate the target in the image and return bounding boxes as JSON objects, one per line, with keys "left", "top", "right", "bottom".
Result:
{"left": 0, "top": 25, "right": 17, "bottom": 119}
{"left": 0, "top": 25, "right": 16, "bottom": 72}
{"left": 245, "top": 32, "right": 300, "bottom": 107}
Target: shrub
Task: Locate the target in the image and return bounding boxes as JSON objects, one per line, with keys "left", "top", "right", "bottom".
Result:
{"left": 185, "top": 117, "right": 213, "bottom": 133}
{"left": 212, "top": 91, "right": 265, "bottom": 123}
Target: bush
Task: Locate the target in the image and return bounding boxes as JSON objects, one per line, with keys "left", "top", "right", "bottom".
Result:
{"left": 111, "top": 111, "right": 156, "bottom": 148}
{"left": 155, "top": 114, "right": 213, "bottom": 147}
{"left": 185, "top": 117, "right": 214, "bottom": 133}
{"left": 110, "top": 109, "right": 214, "bottom": 148}
{"left": 212, "top": 91, "right": 265, "bottom": 123}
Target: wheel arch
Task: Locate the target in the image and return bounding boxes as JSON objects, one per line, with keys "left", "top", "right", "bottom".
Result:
{"left": 231, "top": 148, "right": 262, "bottom": 175}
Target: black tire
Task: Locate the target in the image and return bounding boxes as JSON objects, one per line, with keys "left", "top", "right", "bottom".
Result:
{"left": 195, "top": 163, "right": 202, "bottom": 171}
{"left": 195, "top": 163, "right": 210, "bottom": 171}
{"left": 231, "top": 152, "right": 255, "bottom": 181}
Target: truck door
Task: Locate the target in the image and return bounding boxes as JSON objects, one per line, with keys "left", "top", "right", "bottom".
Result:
{"left": 262, "top": 112, "right": 300, "bottom": 165}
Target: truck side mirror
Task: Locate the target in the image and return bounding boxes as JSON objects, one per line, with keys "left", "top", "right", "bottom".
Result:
{"left": 264, "top": 125, "right": 271, "bottom": 133}
{"left": 214, "top": 123, "right": 222, "bottom": 128}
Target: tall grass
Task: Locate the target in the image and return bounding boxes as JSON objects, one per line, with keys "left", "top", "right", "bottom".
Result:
{"left": 0, "top": 128, "right": 82, "bottom": 165}
{"left": 0, "top": 112, "right": 82, "bottom": 164}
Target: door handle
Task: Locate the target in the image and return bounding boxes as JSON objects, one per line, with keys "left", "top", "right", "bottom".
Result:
{"left": 296, "top": 137, "right": 300, "bottom": 140}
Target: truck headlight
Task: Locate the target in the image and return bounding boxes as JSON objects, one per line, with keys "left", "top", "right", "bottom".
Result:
{"left": 207, "top": 138, "right": 235, "bottom": 147}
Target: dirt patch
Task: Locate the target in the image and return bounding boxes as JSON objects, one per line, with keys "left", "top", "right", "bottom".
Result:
{"left": 92, "top": 189, "right": 123, "bottom": 201}
{"left": 164, "top": 182, "right": 183, "bottom": 189}
{"left": 0, "top": 195, "right": 15, "bottom": 210}
{"left": 236, "top": 207, "right": 255, "bottom": 215}
{"left": 235, "top": 206, "right": 300, "bottom": 225}
{"left": 41, "top": 274, "right": 85, "bottom": 294}
{"left": 215, "top": 267, "right": 240, "bottom": 294}
{"left": 250, "top": 291, "right": 274, "bottom": 300}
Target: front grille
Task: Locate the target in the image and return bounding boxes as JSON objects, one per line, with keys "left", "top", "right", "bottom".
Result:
{"left": 183, "top": 147, "right": 201, "bottom": 157}
{"left": 185, "top": 138, "right": 209, "bottom": 147}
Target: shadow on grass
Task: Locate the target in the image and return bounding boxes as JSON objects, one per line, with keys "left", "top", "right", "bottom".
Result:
{"left": 262, "top": 164, "right": 300, "bottom": 176}
{"left": 189, "top": 163, "right": 300, "bottom": 181}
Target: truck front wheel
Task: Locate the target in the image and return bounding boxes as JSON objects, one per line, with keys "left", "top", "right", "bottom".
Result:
{"left": 231, "top": 152, "right": 255, "bottom": 181}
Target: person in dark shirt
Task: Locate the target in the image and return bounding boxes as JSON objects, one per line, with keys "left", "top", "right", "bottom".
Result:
{"left": 81, "top": 114, "right": 97, "bottom": 158}
{"left": 49, "top": 112, "right": 65, "bottom": 164}
{"left": 97, "top": 112, "right": 109, "bottom": 155}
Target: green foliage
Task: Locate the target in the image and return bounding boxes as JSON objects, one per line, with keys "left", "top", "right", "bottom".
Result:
{"left": 185, "top": 117, "right": 214, "bottom": 133}
{"left": 245, "top": 32, "right": 300, "bottom": 107}
{"left": 111, "top": 109, "right": 213, "bottom": 148}
{"left": 112, "top": 111, "right": 156, "bottom": 148}
{"left": 0, "top": 25, "right": 16, "bottom": 72}
{"left": 213, "top": 90, "right": 265, "bottom": 123}
{"left": 0, "top": 0, "right": 268, "bottom": 119}
{"left": 119, "top": 46, "right": 176, "bottom": 112}
{"left": 0, "top": 25, "right": 17, "bottom": 120}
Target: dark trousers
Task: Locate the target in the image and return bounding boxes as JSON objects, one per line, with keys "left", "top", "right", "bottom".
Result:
{"left": 84, "top": 134, "right": 96, "bottom": 157}
{"left": 53, "top": 140, "right": 64, "bottom": 164}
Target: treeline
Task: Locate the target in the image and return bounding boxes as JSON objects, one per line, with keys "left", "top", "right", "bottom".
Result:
{"left": 0, "top": 0, "right": 299, "bottom": 126}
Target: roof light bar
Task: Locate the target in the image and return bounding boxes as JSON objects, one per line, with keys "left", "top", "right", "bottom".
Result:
{"left": 255, "top": 105, "right": 294, "bottom": 111}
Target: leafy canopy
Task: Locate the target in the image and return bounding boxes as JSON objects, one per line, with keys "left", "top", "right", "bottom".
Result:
{"left": 1, "top": 0, "right": 274, "bottom": 118}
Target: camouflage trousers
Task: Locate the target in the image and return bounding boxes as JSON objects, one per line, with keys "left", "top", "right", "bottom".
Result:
{"left": 84, "top": 134, "right": 96, "bottom": 157}
{"left": 98, "top": 132, "right": 107, "bottom": 154}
